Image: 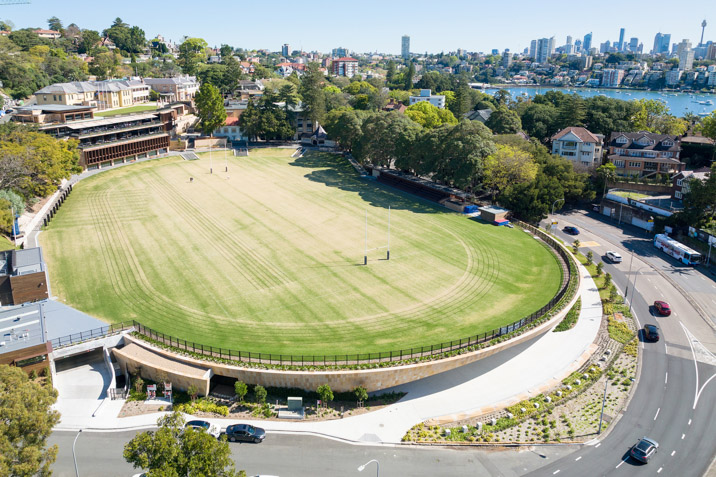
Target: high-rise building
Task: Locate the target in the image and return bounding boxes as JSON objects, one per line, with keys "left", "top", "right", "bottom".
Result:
{"left": 652, "top": 33, "right": 671, "bottom": 55}
{"left": 502, "top": 50, "right": 513, "bottom": 68}
{"left": 281, "top": 44, "right": 290, "bottom": 57}
{"left": 332, "top": 47, "right": 348, "bottom": 58}
{"left": 583, "top": 32, "right": 592, "bottom": 52}
{"left": 628, "top": 37, "right": 639, "bottom": 52}
{"left": 618, "top": 28, "right": 626, "bottom": 51}
{"left": 529, "top": 39, "right": 537, "bottom": 59}
{"left": 536, "top": 38, "right": 552, "bottom": 63}
{"left": 401, "top": 35, "right": 410, "bottom": 59}
{"left": 565, "top": 35, "right": 574, "bottom": 54}
{"left": 678, "top": 39, "right": 695, "bottom": 70}
{"left": 575, "top": 39, "right": 582, "bottom": 52}
{"left": 549, "top": 36, "right": 556, "bottom": 56}
{"left": 600, "top": 41, "right": 611, "bottom": 54}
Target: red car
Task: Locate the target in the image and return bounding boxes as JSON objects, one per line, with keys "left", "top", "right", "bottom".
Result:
{"left": 654, "top": 301, "right": 671, "bottom": 316}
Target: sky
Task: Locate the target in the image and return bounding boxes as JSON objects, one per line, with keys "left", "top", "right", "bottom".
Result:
{"left": 1, "top": 0, "right": 713, "bottom": 55}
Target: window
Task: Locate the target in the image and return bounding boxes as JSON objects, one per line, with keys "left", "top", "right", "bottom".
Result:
{"left": 561, "top": 151, "right": 576, "bottom": 156}
{"left": 616, "top": 136, "right": 628, "bottom": 144}
{"left": 677, "top": 179, "right": 683, "bottom": 186}
{"left": 675, "top": 191, "right": 682, "bottom": 199}
{"left": 582, "top": 151, "right": 591, "bottom": 156}
{"left": 615, "top": 148, "right": 625, "bottom": 154}
{"left": 628, "top": 161, "right": 641, "bottom": 168}
{"left": 662, "top": 140, "right": 673, "bottom": 146}
{"left": 613, "top": 160, "right": 625, "bottom": 167}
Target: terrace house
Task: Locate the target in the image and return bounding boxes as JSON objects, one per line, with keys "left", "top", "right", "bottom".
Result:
{"left": 607, "top": 132, "right": 684, "bottom": 177}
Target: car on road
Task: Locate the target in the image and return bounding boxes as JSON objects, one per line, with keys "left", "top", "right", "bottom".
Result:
{"left": 563, "top": 226, "right": 580, "bottom": 235}
{"left": 606, "top": 251, "right": 623, "bottom": 263}
{"left": 643, "top": 324, "right": 660, "bottom": 342}
{"left": 185, "top": 420, "right": 221, "bottom": 439}
{"left": 630, "top": 436, "right": 659, "bottom": 463}
{"left": 224, "top": 423, "right": 266, "bottom": 443}
{"left": 653, "top": 300, "right": 671, "bottom": 316}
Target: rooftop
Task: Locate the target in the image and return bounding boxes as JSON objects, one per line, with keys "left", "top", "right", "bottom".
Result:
{"left": 552, "top": 126, "right": 602, "bottom": 143}
{"left": 0, "top": 303, "right": 47, "bottom": 355}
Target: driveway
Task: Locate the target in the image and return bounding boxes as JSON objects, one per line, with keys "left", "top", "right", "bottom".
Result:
{"left": 53, "top": 349, "right": 112, "bottom": 423}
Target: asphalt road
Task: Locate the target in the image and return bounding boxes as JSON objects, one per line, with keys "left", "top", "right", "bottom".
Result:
{"left": 527, "top": 209, "right": 716, "bottom": 476}
{"left": 49, "top": 431, "right": 577, "bottom": 477}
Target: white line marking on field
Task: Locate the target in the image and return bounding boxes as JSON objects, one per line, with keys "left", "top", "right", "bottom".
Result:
{"left": 682, "top": 433, "right": 686, "bottom": 439}
{"left": 658, "top": 467, "right": 663, "bottom": 473}
{"left": 654, "top": 408, "right": 660, "bottom": 420}
{"left": 665, "top": 373, "right": 668, "bottom": 384}
{"left": 596, "top": 443, "right": 601, "bottom": 448}
{"left": 688, "top": 419, "right": 692, "bottom": 426}
{"left": 671, "top": 450, "right": 676, "bottom": 456}
{"left": 575, "top": 456, "right": 582, "bottom": 461}
{"left": 553, "top": 470, "right": 560, "bottom": 475}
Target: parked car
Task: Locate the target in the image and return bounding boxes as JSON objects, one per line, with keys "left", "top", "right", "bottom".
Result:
{"left": 606, "top": 251, "right": 623, "bottom": 263}
{"left": 185, "top": 420, "right": 221, "bottom": 439}
{"left": 563, "top": 226, "right": 580, "bottom": 235}
{"left": 630, "top": 436, "right": 659, "bottom": 463}
{"left": 224, "top": 424, "right": 266, "bottom": 443}
{"left": 653, "top": 301, "right": 671, "bottom": 316}
{"left": 592, "top": 204, "right": 600, "bottom": 212}
{"left": 643, "top": 324, "right": 660, "bottom": 342}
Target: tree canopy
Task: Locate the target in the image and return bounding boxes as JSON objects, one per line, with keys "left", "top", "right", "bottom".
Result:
{"left": 194, "top": 83, "right": 227, "bottom": 136}
{"left": 486, "top": 106, "right": 522, "bottom": 134}
{"left": 404, "top": 101, "right": 457, "bottom": 129}
{"left": 0, "top": 365, "right": 60, "bottom": 477}
{"left": 177, "top": 37, "right": 208, "bottom": 75}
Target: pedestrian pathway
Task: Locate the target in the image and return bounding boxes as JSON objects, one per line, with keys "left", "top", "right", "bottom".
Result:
{"left": 54, "top": 263, "right": 602, "bottom": 445}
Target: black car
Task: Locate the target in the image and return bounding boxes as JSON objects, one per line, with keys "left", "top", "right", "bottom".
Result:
{"left": 644, "top": 324, "right": 660, "bottom": 342}
{"left": 224, "top": 424, "right": 266, "bottom": 443}
{"left": 563, "top": 226, "right": 580, "bottom": 235}
{"left": 630, "top": 436, "right": 659, "bottom": 463}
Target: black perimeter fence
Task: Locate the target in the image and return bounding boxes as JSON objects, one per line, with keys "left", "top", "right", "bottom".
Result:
{"left": 50, "top": 221, "right": 577, "bottom": 367}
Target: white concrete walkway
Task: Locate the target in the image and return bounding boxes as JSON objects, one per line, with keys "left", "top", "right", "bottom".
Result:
{"left": 54, "top": 264, "right": 602, "bottom": 445}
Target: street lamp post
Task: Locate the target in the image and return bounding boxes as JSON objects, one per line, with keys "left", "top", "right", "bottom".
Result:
{"left": 624, "top": 247, "right": 635, "bottom": 300}
{"left": 628, "top": 267, "right": 644, "bottom": 313}
{"left": 358, "top": 459, "right": 379, "bottom": 477}
{"left": 551, "top": 199, "right": 564, "bottom": 233}
{"left": 72, "top": 429, "right": 83, "bottom": 477}
{"left": 597, "top": 379, "right": 608, "bottom": 435}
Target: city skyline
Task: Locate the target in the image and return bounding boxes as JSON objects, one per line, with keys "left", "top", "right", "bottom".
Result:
{"left": 0, "top": 0, "right": 711, "bottom": 55}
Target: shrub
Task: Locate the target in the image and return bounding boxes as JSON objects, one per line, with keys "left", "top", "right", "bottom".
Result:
{"left": 354, "top": 386, "right": 368, "bottom": 405}
{"left": 586, "top": 251, "right": 593, "bottom": 265}
{"left": 317, "top": 384, "right": 334, "bottom": 406}
{"left": 254, "top": 385, "right": 267, "bottom": 404}
{"left": 554, "top": 298, "right": 581, "bottom": 332}
{"left": 603, "top": 272, "right": 612, "bottom": 289}
{"left": 234, "top": 381, "right": 248, "bottom": 402}
{"left": 134, "top": 375, "right": 145, "bottom": 394}
{"left": 572, "top": 240, "right": 580, "bottom": 253}
{"left": 608, "top": 317, "right": 634, "bottom": 344}
{"left": 187, "top": 384, "right": 199, "bottom": 401}
{"left": 596, "top": 262, "right": 603, "bottom": 276}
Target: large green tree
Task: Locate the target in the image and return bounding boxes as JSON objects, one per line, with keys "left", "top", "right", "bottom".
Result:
{"left": 124, "top": 412, "right": 238, "bottom": 477}
{"left": 483, "top": 144, "right": 538, "bottom": 201}
{"left": 0, "top": 365, "right": 60, "bottom": 477}
{"left": 405, "top": 101, "right": 457, "bottom": 129}
{"left": 682, "top": 163, "right": 716, "bottom": 223}
{"left": 177, "top": 37, "right": 208, "bottom": 75}
{"left": 323, "top": 109, "right": 368, "bottom": 152}
{"left": 485, "top": 106, "right": 522, "bottom": 134}
{"left": 353, "top": 111, "right": 421, "bottom": 167}
{"left": 518, "top": 103, "right": 558, "bottom": 141}
{"left": 299, "top": 62, "right": 326, "bottom": 125}
{"left": 630, "top": 99, "right": 687, "bottom": 135}
{"left": 104, "top": 18, "right": 146, "bottom": 54}
{"left": 195, "top": 83, "right": 227, "bottom": 136}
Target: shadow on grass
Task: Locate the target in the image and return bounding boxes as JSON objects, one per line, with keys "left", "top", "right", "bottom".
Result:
{"left": 289, "top": 152, "right": 445, "bottom": 215}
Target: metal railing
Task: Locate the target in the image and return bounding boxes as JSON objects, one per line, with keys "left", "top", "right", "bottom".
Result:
{"left": 130, "top": 224, "right": 577, "bottom": 367}
{"left": 50, "top": 322, "right": 134, "bottom": 349}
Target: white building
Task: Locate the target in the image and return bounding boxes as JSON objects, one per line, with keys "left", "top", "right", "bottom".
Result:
{"left": 409, "top": 89, "right": 446, "bottom": 109}
{"left": 665, "top": 69, "right": 682, "bottom": 86}
{"left": 551, "top": 127, "right": 604, "bottom": 168}
{"left": 601, "top": 69, "right": 625, "bottom": 87}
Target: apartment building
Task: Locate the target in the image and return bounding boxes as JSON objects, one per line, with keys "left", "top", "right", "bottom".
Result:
{"left": 551, "top": 127, "right": 604, "bottom": 168}
{"left": 409, "top": 89, "right": 446, "bottom": 109}
{"left": 607, "top": 132, "right": 684, "bottom": 177}
{"left": 144, "top": 76, "right": 199, "bottom": 102}
{"left": 331, "top": 57, "right": 359, "bottom": 77}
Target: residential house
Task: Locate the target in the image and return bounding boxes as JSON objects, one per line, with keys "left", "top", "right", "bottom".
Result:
{"left": 382, "top": 99, "right": 406, "bottom": 113}
{"left": 33, "top": 29, "right": 61, "bottom": 39}
{"left": 144, "top": 76, "right": 199, "bottom": 102}
{"left": 331, "top": 57, "right": 359, "bottom": 77}
{"left": 607, "top": 132, "right": 684, "bottom": 177}
{"left": 235, "top": 80, "right": 264, "bottom": 92}
{"left": 35, "top": 82, "right": 98, "bottom": 107}
{"left": 409, "top": 89, "right": 446, "bottom": 109}
{"left": 464, "top": 109, "right": 492, "bottom": 123}
{"left": 213, "top": 116, "right": 247, "bottom": 143}
{"left": 0, "top": 30, "right": 10, "bottom": 36}
{"left": 672, "top": 168, "right": 711, "bottom": 200}
{"left": 551, "top": 126, "right": 604, "bottom": 168}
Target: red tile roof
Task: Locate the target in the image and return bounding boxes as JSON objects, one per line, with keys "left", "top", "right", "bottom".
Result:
{"left": 552, "top": 126, "right": 601, "bottom": 143}
{"left": 225, "top": 117, "right": 239, "bottom": 126}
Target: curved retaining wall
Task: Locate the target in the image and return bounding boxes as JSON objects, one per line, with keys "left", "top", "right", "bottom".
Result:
{"left": 119, "top": 279, "right": 579, "bottom": 394}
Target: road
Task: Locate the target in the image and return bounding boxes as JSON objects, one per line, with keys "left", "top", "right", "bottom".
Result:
{"left": 527, "top": 209, "right": 716, "bottom": 476}
{"left": 49, "top": 431, "right": 577, "bottom": 477}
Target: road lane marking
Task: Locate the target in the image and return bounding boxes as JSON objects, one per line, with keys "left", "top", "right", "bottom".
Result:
{"left": 671, "top": 451, "right": 676, "bottom": 456}
{"left": 596, "top": 443, "right": 601, "bottom": 448}
{"left": 680, "top": 321, "right": 716, "bottom": 409}
{"left": 682, "top": 433, "right": 686, "bottom": 439}
{"left": 664, "top": 343, "right": 668, "bottom": 354}
{"left": 616, "top": 459, "right": 626, "bottom": 468}
{"left": 688, "top": 419, "right": 692, "bottom": 426}
{"left": 658, "top": 467, "right": 663, "bottom": 473}
{"left": 575, "top": 456, "right": 582, "bottom": 461}
{"left": 553, "top": 470, "right": 560, "bottom": 475}
{"left": 665, "top": 373, "right": 668, "bottom": 384}
{"left": 654, "top": 408, "right": 660, "bottom": 420}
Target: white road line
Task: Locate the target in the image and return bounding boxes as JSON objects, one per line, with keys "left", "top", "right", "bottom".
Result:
{"left": 575, "top": 456, "right": 582, "bottom": 461}
{"left": 616, "top": 459, "right": 626, "bottom": 468}
{"left": 688, "top": 419, "right": 692, "bottom": 426}
{"left": 665, "top": 373, "right": 668, "bottom": 384}
{"left": 596, "top": 443, "right": 601, "bottom": 448}
{"left": 553, "top": 470, "right": 560, "bottom": 475}
{"left": 671, "top": 450, "right": 676, "bottom": 456}
{"left": 647, "top": 277, "right": 652, "bottom": 282}
{"left": 665, "top": 343, "right": 668, "bottom": 354}
{"left": 654, "top": 408, "right": 660, "bottom": 420}
{"left": 712, "top": 299, "right": 716, "bottom": 306}
{"left": 658, "top": 467, "right": 663, "bottom": 473}
{"left": 682, "top": 433, "right": 686, "bottom": 439}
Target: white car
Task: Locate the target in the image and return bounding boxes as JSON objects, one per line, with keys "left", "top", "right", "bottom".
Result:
{"left": 606, "top": 251, "right": 622, "bottom": 263}
{"left": 184, "top": 420, "right": 221, "bottom": 439}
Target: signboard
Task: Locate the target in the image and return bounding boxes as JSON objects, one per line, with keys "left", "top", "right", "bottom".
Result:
{"left": 163, "top": 382, "right": 172, "bottom": 400}
{"left": 147, "top": 384, "right": 156, "bottom": 400}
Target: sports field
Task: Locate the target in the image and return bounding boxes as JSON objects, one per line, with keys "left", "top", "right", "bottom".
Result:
{"left": 40, "top": 149, "right": 562, "bottom": 355}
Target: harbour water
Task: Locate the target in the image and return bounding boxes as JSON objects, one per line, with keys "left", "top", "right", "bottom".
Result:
{"left": 484, "top": 86, "right": 716, "bottom": 118}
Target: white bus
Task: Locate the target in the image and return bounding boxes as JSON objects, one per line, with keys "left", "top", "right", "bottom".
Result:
{"left": 654, "top": 234, "right": 702, "bottom": 265}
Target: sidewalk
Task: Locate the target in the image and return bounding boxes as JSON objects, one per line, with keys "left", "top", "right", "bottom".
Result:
{"left": 54, "top": 263, "right": 601, "bottom": 444}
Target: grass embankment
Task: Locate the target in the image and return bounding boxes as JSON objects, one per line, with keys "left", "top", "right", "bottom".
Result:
{"left": 94, "top": 103, "right": 158, "bottom": 117}
{"left": 40, "top": 149, "right": 562, "bottom": 356}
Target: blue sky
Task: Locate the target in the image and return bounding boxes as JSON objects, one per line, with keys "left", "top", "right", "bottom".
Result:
{"left": 1, "top": 0, "right": 712, "bottom": 54}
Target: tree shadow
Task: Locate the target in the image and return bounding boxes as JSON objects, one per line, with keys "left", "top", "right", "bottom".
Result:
{"left": 289, "top": 152, "right": 446, "bottom": 214}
